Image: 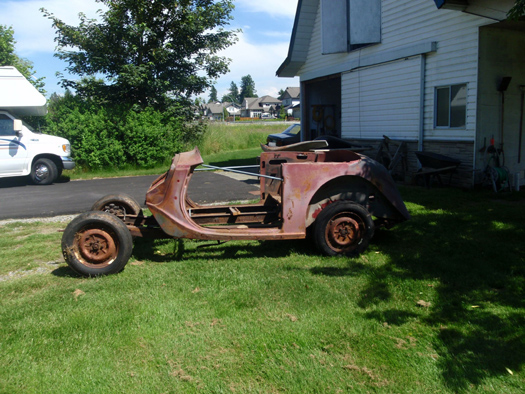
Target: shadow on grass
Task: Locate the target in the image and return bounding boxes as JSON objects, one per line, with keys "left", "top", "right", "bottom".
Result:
{"left": 299, "top": 186, "right": 524, "bottom": 390}
{"left": 344, "top": 186, "right": 524, "bottom": 391}
{"left": 51, "top": 266, "right": 83, "bottom": 278}
{"left": 131, "top": 237, "right": 313, "bottom": 264}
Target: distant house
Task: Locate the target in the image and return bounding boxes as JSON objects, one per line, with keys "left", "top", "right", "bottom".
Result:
{"left": 241, "top": 96, "right": 282, "bottom": 118}
{"left": 224, "top": 102, "right": 241, "bottom": 119}
{"left": 203, "top": 102, "right": 241, "bottom": 121}
{"left": 203, "top": 102, "right": 223, "bottom": 121}
{"left": 280, "top": 87, "right": 300, "bottom": 107}
{"left": 280, "top": 87, "right": 301, "bottom": 118}
{"left": 277, "top": 0, "right": 525, "bottom": 187}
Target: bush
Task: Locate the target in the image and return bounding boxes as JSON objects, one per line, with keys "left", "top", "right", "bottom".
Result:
{"left": 43, "top": 92, "right": 205, "bottom": 170}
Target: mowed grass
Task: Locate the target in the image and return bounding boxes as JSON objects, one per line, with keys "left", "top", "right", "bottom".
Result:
{"left": 1, "top": 186, "right": 524, "bottom": 393}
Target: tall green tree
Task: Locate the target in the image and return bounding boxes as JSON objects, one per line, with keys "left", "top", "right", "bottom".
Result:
{"left": 208, "top": 85, "right": 218, "bottom": 103}
{"left": 222, "top": 81, "right": 239, "bottom": 103}
{"left": 41, "top": 0, "right": 238, "bottom": 110}
{"left": 239, "top": 74, "right": 257, "bottom": 103}
{"left": 0, "top": 25, "right": 45, "bottom": 93}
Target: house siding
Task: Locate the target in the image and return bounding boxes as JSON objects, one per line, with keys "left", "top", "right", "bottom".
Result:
{"left": 342, "top": 57, "right": 421, "bottom": 140}
{"left": 300, "top": 0, "right": 498, "bottom": 144}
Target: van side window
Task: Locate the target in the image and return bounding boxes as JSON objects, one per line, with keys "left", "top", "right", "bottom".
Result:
{"left": 0, "top": 114, "right": 15, "bottom": 136}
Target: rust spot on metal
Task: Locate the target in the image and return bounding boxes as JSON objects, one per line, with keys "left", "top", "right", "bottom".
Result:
{"left": 75, "top": 228, "right": 117, "bottom": 267}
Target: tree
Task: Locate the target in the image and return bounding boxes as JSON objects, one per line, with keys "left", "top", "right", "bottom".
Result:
{"left": 41, "top": 0, "right": 238, "bottom": 110}
{"left": 222, "top": 81, "right": 239, "bottom": 103}
{"left": 239, "top": 74, "right": 257, "bottom": 102}
{"left": 194, "top": 96, "right": 204, "bottom": 107}
{"left": 0, "top": 25, "right": 45, "bottom": 93}
{"left": 508, "top": 0, "right": 525, "bottom": 19}
{"left": 278, "top": 89, "right": 285, "bottom": 99}
{"left": 208, "top": 85, "right": 218, "bottom": 103}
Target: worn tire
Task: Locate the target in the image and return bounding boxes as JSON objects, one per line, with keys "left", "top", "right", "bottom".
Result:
{"left": 30, "top": 158, "right": 57, "bottom": 185}
{"left": 91, "top": 193, "right": 142, "bottom": 217}
{"left": 314, "top": 201, "right": 374, "bottom": 257}
{"left": 61, "top": 211, "right": 133, "bottom": 277}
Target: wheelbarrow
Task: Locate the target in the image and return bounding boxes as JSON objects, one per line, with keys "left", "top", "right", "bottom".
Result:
{"left": 414, "top": 151, "right": 461, "bottom": 188}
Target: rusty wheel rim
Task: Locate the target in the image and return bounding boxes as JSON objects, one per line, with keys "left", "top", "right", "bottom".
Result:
{"left": 102, "top": 203, "right": 127, "bottom": 216}
{"left": 325, "top": 213, "right": 363, "bottom": 253}
{"left": 75, "top": 228, "right": 118, "bottom": 268}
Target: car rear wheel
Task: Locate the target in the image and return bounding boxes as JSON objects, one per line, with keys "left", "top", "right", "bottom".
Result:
{"left": 91, "top": 193, "right": 142, "bottom": 217}
{"left": 314, "top": 201, "right": 374, "bottom": 257}
{"left": 61, "top": 211, "right": 133, "bottom": 276}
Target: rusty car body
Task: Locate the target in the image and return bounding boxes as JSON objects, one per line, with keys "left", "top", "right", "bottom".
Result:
{"left": 62, "top": 141, "right": 410, "bottom": 276}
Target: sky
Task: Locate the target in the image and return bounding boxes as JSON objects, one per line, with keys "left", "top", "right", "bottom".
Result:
{"left": 0, "top": 0, "right": 299, "bottom": 100}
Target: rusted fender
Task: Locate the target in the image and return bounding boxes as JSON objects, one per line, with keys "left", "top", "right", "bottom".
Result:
{"left": 353, "top": 154, "right": 410, "bottom": 220}
{"left": 280, "top": 153, "right": 410, "bottom": 234}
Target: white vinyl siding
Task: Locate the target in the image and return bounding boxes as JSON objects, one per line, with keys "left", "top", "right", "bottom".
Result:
{"left": 342, "top": 57, "right": 421, "bottom": 140}
{"left": 299, "top": 0, "right": 493, "bottom": 141}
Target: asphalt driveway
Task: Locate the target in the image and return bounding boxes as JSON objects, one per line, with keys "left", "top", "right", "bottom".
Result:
{"left": 0, "top": 171, "right": 260, "bottom": 220}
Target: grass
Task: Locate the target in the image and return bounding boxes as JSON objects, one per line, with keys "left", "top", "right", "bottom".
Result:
{"left": 65, "top": 122, "right": 288, "bottom": 180}
{"left": 1, "top": 186, "right": 524, "bottom": 393}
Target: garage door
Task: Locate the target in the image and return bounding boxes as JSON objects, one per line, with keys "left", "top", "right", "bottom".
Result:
{"left": 341, "top": 56, "right": 421, "bottom": 140}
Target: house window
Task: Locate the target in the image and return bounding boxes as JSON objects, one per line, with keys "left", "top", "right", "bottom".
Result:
{"left": 435, "top": 84, "right": 467, "bottom": 128}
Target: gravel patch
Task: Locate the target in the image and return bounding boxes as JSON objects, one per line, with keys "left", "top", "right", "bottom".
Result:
{"left": 0, "top": 261, "right": 63, "bottom": 283}
{"left": 0, "top": 214, "right": 77, "bottom": 226}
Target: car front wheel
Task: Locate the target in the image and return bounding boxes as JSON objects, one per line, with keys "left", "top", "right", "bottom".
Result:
{"left": 30, "top": 158, "right": 58, "bottom": 185}
{"left": 61, "top": 211, "right": 133, "bottom": 277}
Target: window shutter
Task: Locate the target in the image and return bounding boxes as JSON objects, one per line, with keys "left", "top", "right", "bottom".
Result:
{"left": 349, "top": 0, "right": 381, "bottom": 46}
{"left": 321, "top": 0, "right": 348, "bottom": 54}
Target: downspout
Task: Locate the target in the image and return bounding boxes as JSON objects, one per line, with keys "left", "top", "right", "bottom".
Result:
{"left": 418, "top": 54, "right": 426, "bottom": 152}
{"left": 300, "top": 81, "right": 307, "bottom": 141}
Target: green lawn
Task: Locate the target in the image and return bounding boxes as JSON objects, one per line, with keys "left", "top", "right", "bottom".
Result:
{"left": 1, "top": 186, "right": 524, "bottom": 393}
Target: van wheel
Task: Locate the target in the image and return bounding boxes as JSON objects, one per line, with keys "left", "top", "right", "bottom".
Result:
{"left": 91, "top": 193, "right": 142, "bottom": 217}
{"left": 61, "top": 211, "right": 133, "bottom": 277}
{"left": 30, "top": 158, "right": 57, "bottom": 185}
{"left": 314, "top": 201, "right": 374, "bottom": 257}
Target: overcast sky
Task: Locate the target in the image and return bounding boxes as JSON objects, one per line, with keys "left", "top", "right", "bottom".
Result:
{"left": 0, "top": 0, "right": 299, "bottom": 100}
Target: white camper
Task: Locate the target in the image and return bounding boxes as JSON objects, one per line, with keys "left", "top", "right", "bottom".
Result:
{"left": 0, "top": 66, "right": 74, "bottom": 184}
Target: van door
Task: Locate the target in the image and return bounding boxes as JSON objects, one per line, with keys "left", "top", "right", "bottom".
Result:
{"left": 0, "top": 114, "right": 28, "bottom": 175}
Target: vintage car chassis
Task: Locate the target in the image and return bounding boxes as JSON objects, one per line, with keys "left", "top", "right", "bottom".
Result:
{"left": 61, "top": 141, "right": 410, "bottom": 276}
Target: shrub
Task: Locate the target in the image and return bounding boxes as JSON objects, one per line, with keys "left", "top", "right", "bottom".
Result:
{"left": 43, "top": 93, "right": 205, "bottom": 170}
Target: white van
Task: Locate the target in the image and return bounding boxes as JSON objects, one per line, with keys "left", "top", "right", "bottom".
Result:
{"left": 0, "top": 67, "right": 75, "bottom": 185}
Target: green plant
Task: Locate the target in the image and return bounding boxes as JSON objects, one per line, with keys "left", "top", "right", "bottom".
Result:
{"left": 44, "top": 95, "right": 204, "bottom": 170}
{"left": 41, "top": 0, "right": 238, "bottom": 111}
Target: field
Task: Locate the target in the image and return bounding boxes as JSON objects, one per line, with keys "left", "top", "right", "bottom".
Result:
{"left": 1, "top": 177, "right": 524, "bottom": 393}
